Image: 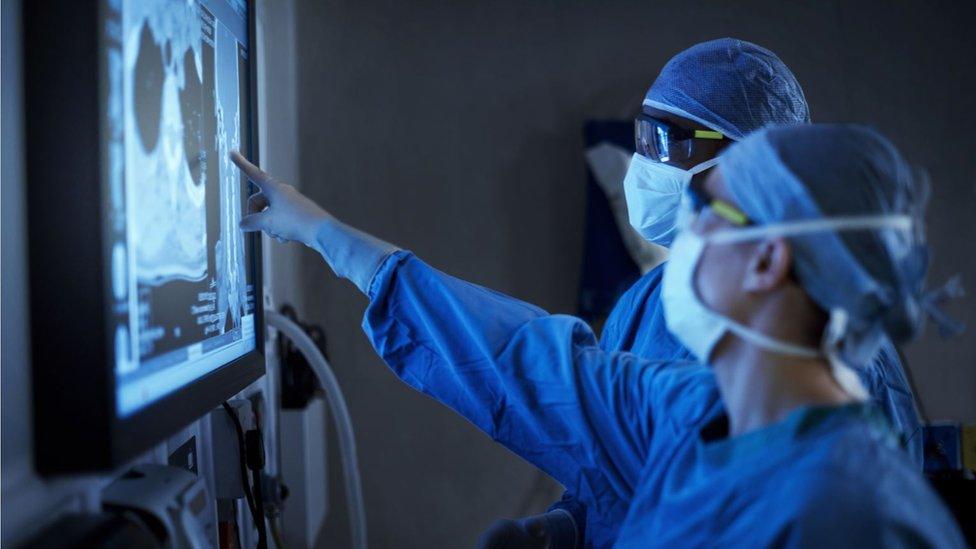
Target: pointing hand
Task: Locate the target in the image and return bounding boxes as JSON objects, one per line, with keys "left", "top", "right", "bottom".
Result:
{"left": 231, "top": 151, "right": 331, "bottom": 247}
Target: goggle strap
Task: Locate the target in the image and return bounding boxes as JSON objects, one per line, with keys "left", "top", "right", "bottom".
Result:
{"left": 706, "top": 215, "right": 914, "bottom": 245}
{"left": 693, "top": 130, "right": 724, "bottom": 140}
{"left": 710, "top": 201, "right": 749, "bottom": 226}
{"left": 637, "top": 119, "right": 725, "bottom": 142}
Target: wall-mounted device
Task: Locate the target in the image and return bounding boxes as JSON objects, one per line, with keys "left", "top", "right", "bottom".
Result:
{"left": 102, "top": 464, "right": 212, "bottom": 548}
{"left": 24, "top": 0, "right": 263, "bottom": 474}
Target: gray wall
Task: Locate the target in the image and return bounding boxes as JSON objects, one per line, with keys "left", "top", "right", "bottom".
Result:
{"left": 257, "top": 0, "right": 305, "bottom": 309}
{"left": 290, "top": 1, "right": 976, "bottom": 546}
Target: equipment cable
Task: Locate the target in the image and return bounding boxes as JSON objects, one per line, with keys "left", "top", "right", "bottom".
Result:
{"left": 222, "top": 401, "right": 266, "bottom": 548}
{"left": 267, "top": 311, "right": 367, "bottom": 549}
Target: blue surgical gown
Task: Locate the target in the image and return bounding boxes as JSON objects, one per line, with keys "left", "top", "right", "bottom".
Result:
{"left": 362, "top": 252, "right": 961, "bottom": 548}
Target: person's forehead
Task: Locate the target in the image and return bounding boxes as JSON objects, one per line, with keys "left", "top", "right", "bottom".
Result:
{"left": 641, "top": 105, "right": 714, "bottom": 132}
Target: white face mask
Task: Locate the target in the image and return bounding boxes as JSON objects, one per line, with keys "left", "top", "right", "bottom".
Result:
{"left": 622, "top": 153, "right": 720, "bottom": 247}
{"left": 662, "top": 214, "right": 914, "bottom": 399}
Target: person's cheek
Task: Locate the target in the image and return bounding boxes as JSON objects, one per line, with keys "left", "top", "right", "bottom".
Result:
{"left": 695, "top": 243, "right": 745, "bottom": 316}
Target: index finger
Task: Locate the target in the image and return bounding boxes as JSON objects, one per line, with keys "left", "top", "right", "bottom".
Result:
{"left": 230, "top": 150, "right": 271, "bottom": 188}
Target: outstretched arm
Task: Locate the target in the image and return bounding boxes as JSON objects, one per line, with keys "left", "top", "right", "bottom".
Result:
{"left": 363, "top": 251, "right": 669, "bottom": 529}
{"left": 231, "top": 153, "right": 673, "bottom": 534}
{"left": 231, "top": 151, "right": 397, "bottom": 293}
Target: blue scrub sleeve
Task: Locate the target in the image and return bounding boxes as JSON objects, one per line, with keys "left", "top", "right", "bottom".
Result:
{"left": 363, "top": 251, "right": 662, "bottom": 524}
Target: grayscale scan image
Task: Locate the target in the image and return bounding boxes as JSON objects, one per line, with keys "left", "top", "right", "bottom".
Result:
{"left": 107, "top": 0, "right": 255, "bottom": 415}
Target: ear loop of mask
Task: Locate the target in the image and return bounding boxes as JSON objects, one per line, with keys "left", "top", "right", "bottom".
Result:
{"left": 722, "top": 318, "right": 822, "bottom": 359}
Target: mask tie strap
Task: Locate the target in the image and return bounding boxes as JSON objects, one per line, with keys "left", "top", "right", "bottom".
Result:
{"left": 822, "top": 309, "right": 869, "bottom": 401}
{"left": 722, "top": 318, "right": 821, "bottom": 359}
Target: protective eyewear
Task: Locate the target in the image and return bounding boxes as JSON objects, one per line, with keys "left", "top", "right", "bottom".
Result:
{"left": 634, "top": 113, "right": 726, "bottom": 163}
{"left": 687, "top": 179, "right": 750, "bottom": 226}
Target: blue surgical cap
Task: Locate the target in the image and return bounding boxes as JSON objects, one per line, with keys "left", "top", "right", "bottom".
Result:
{"left": 721, "top": 124, "right": 930, "bottom": 366}
{"left": 645, "top": 38, "right": 810, "bottom": 140}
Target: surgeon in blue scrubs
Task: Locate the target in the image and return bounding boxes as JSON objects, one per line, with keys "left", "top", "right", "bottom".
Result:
{"left": 482, "top": 38, "right": 923, "bottom": 547}
{"left": 231, "top": 123, "right": 962, "bottom": 547}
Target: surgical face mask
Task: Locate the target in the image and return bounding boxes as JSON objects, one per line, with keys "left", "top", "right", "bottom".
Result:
{"left": 662, "top": 213, "right": 914, "bottom": 399}
{"left": 623, "top": 153, "right": 720, "bottom": 247}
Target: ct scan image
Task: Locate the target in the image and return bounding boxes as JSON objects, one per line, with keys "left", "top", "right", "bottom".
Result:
{"left": 108, "top": 0, "right": 255, "bottom": 414}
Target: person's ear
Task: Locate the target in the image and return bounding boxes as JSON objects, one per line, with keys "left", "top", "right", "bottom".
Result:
{"left": 742, "top": 237, "right": 793, "bottom": 293}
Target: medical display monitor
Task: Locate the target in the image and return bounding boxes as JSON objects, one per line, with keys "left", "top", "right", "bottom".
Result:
{"left": 107, "top": 0, "right": 257, "bottom": 416}
{"left": 24, "top": 0, "right": 264, "bottom": 473}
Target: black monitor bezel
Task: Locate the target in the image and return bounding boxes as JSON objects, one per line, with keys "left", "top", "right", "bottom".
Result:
{"left": 25, "top": 0, "right": 264, "bottom": 475}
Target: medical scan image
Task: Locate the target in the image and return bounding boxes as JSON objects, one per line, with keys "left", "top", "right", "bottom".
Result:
{"left": 107, "top": 0, "right": 255, "bottom": 415}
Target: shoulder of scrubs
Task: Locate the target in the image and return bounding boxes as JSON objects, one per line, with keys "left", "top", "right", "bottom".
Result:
{"left": 600, "top": 263, "right": 660, "bottom": 352}
{"left": 600, "top": 262, "right": 692, "bottom": 359}
{"left": 363, "top": 250, "right": 716, "bottom": 527}
{"left": 781, "top": 416, "right": 964, "bottom": 548}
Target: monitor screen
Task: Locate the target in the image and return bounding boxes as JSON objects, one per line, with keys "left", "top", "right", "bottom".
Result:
{"left": 105, "top": 0, "right": 257, "bottom": 417}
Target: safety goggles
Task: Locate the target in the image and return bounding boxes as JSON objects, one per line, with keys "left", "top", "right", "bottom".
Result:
{"left": 634, "top": 113, "right": 726, "bottom": 163}
{"left": 687, "top": 179, "right": 751, "bottom": 226}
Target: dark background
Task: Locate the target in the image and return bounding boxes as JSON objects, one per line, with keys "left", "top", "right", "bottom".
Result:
{"left": 288, "top": 1, "right": 976, "bottom": 546}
